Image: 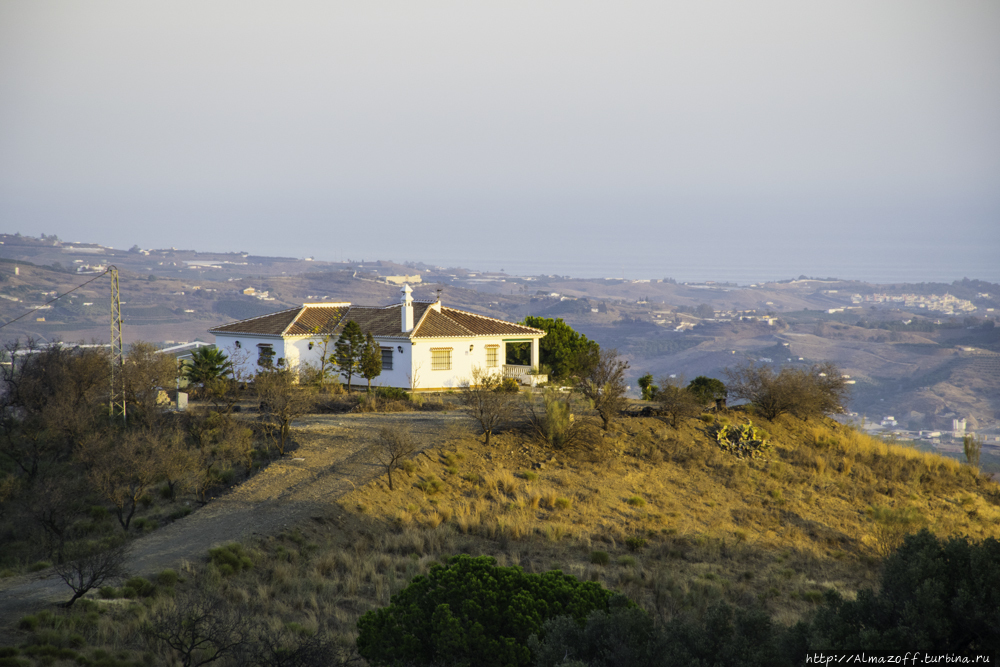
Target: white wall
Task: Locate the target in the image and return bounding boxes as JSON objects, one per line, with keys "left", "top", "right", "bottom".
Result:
{"left": 214, "top": 332, "right": 543, "bottom": 390}
{"left": 411, "top": 336, "right": 511, "bottom": 389}
{"left": 213, "top": 333, "right": 286, "bottom": 378}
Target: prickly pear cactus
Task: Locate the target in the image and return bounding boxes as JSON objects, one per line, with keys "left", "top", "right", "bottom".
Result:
{"left": 713, "top": 419, "right": 771, "bottom": 460}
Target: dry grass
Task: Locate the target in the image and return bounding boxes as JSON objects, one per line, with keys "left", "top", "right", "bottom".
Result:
{"left": 13, "top": 410, "right": 1000, "bottom": 666}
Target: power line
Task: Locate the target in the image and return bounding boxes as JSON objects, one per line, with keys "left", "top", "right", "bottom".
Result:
{"left": 0, "top": 268, "right": 112, "bottom": 330}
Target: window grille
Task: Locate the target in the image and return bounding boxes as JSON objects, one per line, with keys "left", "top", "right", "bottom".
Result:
{"left": 381, "top": 347, "right": 393, "bottom": 371}
{"left": 486, "top": 345, "right": 499, "bottom": 368}
{"left": 431, "top": 348, "right": 452, "bottom": 371}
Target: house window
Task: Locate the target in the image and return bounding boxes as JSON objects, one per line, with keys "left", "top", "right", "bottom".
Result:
{"left": 381, "top": 347, "right": 393, "bottom": 371}
{"left": 486, "top": 345, "right": 499, "bottom": 368}
{"left": 431, "top": 348, "right": 452, "bottom": 371}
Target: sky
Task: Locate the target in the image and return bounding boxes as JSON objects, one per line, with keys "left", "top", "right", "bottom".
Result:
{"left": 1, "top": 1, "right": 998, "bottom": 283}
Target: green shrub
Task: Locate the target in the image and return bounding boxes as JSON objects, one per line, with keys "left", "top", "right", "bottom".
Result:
{"left": 520, "top": 471, "right": 539, "bottom": 482}
{"left": 590, "top": 551, "right": 610, "bottom": 566}
{"left": 28, "top": 561, "right": 51, "bottom": 572}
{"left": 17, "top": 615, "right": 38, "bottom": 631}
{"left": 208, "top": 543, "right": 253, "bottom": 576}
{"left": 98, "top": 586, "right": 119, "bottom": 599}
{"left": 617, "top": 555, "right": 636, "bottom": 567}
{"left": 401, "top": 460, "right": 417, "bottom": 474}
{"left": 626, "top": 496, "right": 646, "bottom": 508}
{"left": 168, "top": 506, "right": 192, "bottom": 521}
{"left": 156, "top": 569, "right": 179, "bottom": 587}
{"left": 500, "top": 377, "right": 520, "bottom": 393}
{"left": 554, "top": 497, "right": 572, "bottom": 510}
{"left": 375, "top": 386, "right": 410, "bottom": 401}
{"left": 625, "top": 536, "right": 648, "bottom": 552}
{"left": 357, "top": 555, "right": 619, "bottom": 667}
{"left": 416, "top": 476, "right": 444, "bottom": 495}
{"left": 808, "top": 530, "right": 1000, "bottom": 654}
{"left": 123, "top": 577, "right": 156, "bottom": 598}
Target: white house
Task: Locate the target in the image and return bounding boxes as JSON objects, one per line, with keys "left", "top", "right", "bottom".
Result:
{"left": 209, "top": 285, "right": 546, "bottom": 390}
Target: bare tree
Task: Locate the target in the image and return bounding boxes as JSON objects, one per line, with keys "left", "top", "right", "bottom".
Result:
{"left": 55, "top": 537, "right": 131, "bottom": 607}
{"left": 460, "top": 366, "right": 519, "bottom": 447}
{"left": 372, "top": 426, "right": 417, "bottom": 491}
{"left": 143, "top": 581, "right": 253, "bottom": 667}
{"left": 578, "top": 348, "right": 630, "bottom": 431}
{"left": 80, "top": 427, "right": 168, "bottom": 530}
{"left": 654, "top": 376, "right": 702, "bottom": 428}
{"left": 255, "top": 368, "right": 314, "bottom": 456}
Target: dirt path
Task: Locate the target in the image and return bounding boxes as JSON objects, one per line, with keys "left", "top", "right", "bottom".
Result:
{"left": 0, "top": 411, "right": 466, "bottom": 637}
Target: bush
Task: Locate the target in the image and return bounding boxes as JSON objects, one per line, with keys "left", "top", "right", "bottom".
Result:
{"left": 208, "top": 543, "right": 252, "bottom": 576}
{"left": 724, "top": 360, "right": 849, "bottom": 420}
{"left": 374, "top": 386, "right": 410, "bottom": 401}
{"left": 625, "top": 536, "right": 647, "bottom": 552}
{"left": 356, "top": 555, "right": 619, "bottom": 667}
{"left": 809, "top": 530, "right": 1000, "bottom": 655}
{"left": 590, "top": 551, "right": 610, "bottom": 566}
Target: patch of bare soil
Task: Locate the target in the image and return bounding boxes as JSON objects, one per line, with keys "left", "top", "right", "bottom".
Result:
{"left": 0, "top": 411, "right": 466, "bottom": 637}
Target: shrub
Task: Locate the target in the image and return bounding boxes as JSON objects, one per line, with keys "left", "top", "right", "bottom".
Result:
{"left": 356, "top": 555, "right": 618, "bottom": 667}
{"left": 724, "top": 360, "right": 849, "bottom": 420}
{"left": 626, "top": 496, "right": 646, "bottom": 508}
{"left": 416, "top": 476, "right": 444, "bottom": 495}
{"left": 809, "top": 530, "right": 1000, "bottom": 654}
{"left": 554, "top": 497, "right": 572, "bottom": 510}
{"left": 520, "top": 471, "right": 539, "bottom": 482}
{"left": 500, "top": 377, "right": 520, "bottom": 393}
{"left": 868, "top": 505, "right": 924, "bottom": 558}
{"left": 156, "top": 569, "right": 179, "bottom": 587}
{"left": 590, "top": 551, "right": 610, "bottom": 566}
{"left": 208, "top": 543, "right": 252, "bottom": 576}
{"left": 375, "top": 386, "right": 410, "bottom": 401}
{"left": 625, "top": 536, "right": 647, "bottom": 552}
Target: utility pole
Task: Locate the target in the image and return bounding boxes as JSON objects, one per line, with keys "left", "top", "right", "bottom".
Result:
{"left": 109, "top": 266, "right": 126, "bottom": 423}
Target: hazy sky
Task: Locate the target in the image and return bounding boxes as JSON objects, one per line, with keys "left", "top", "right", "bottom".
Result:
{"left": 1, "top": 1, "right": 998, "bottom": 282}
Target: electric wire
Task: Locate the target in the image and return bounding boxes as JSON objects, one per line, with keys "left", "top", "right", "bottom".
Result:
{"left": 0, "top": 268, "right": 112, "bottom": 330}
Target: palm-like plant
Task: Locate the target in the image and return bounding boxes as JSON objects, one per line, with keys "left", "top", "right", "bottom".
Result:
{"left": 184, "top": 346, "right": 233, "bottom": 388}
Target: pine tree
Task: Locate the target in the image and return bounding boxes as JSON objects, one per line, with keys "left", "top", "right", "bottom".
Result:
{"left": 359, "top": 332, "right": 382, "bottom": 392}
{"left": 334, "top": 320, "right": 364, "bottom": 392}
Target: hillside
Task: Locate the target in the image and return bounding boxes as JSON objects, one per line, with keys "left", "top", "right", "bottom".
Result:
{"left": 6, "top": 404, "right": 999, "bottom": 664}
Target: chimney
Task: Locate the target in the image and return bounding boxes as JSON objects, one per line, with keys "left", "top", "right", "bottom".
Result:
{"left": 401, "top": 284, "right": 414, "bottom": 332}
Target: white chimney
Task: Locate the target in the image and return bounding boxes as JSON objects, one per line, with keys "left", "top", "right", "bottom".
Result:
{"left": 401, "top": 284, "right": 414, "bottom": 332}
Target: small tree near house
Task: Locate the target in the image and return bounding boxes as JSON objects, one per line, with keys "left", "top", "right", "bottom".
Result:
{"left": 334, "top": 320, "right": 365, "bottom": 392}
{"left": 359, "top": 332, "right": 382, "bottom": 392}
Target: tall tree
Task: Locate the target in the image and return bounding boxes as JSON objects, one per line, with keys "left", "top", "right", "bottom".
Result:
{"left": 519, "top": 317, "right": 600, "bottom": 380}
{"left": 334, "top": 320, "right": 365, "bottom": 392}
{"left": 687, "top": 376, "right": 728, "bottom": 410}
{"left": 359, "top": 332, "right": 382, "bottom": 392}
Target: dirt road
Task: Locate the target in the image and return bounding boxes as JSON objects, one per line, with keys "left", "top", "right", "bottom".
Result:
{"left": 0, "top": 411, "right": 465, "bottom": 637}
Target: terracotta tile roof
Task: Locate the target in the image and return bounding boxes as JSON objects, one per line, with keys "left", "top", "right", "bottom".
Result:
{"left": 425, "top": 307, "right": 544, "bottom": 337}
{"left": 210, "top": 301, "right": 543, "bottom": 340}
{"left": 284, "top": 305, "right": 350, "bottom": 335}
{"left": 209, "top": 308, "right": 301, "bottom": 336}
